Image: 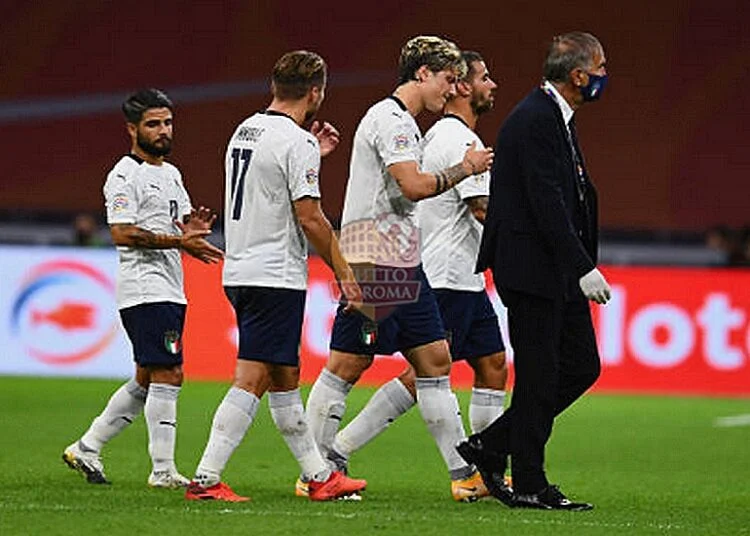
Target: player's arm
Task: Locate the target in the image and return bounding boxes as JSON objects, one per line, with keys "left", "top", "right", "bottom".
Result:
{"left": 464, "top": 195, "right": 489, "bottom": 224}
{"left": 109, "top": 224, "right": 223, "bottom": 264}
{"left": 388, "top": 141, "right": 493, "bottom": 202}
{"left": 110, "top": 224, "right": 181, "bottom": 249}
{"left": 293, "top": 197, "right": 362, "bottom": 310}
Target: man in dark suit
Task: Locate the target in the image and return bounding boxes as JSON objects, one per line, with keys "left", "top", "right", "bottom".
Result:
{"left": 456, "top": 32, "right": 612, "bottom": 511}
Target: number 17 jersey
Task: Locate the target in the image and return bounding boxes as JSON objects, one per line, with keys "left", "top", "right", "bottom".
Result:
{"left": 222, "top": 111, "right": 321, "bottom": 290}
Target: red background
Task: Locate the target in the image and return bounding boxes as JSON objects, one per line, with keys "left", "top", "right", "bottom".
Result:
{"left": 2, "top": 0, "right": 749, "bottom": 230}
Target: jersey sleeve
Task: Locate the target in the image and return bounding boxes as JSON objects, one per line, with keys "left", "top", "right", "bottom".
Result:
{"left": 288, "top": 135, "right": 322, "bottom": 201}
{"left": 175, "top": 170, "right": 193, "bottom": 219}
{"left": 455, "top": 169, "right": 490, "bottom": 200}
{"left": 375, "top": 114, "right": 422, "bottom": 167}
{"left": 453, "top": 132, "right": 490, "bottom": 200}
{"left": 103, "top": 167, "right": 138, "bottom": 225}
{"left": 424, "top": 124, "right": 489, "bottom": 200}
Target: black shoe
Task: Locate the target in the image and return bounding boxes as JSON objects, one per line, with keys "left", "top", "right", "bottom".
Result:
{"left": 512, "top": 485, "right": 593, "bottom": 511}
{"left": 456, "top": 435, "right": 514, "bottom": 506}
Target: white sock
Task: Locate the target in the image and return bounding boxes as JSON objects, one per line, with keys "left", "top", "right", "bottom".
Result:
{"left": 145, "top": 383, "right": 181, "bottom": 473}
{"left": 333, "top": 378, "right": 415, "bottom": 459}
{"left": 269, "top": 389, "right": 330, "bottom": 482}
{"left": 194, "top": 386, "right": 259, "bottom": 487}
{"left": 79, "top": 379, "right": 147, "bottom": 453}
{"left": 469, "top": 388, "right": 506, "bottom": 434}
{"left": 415, "top": 376, "right": 473, "bottom": 480}
{"left": 306, "top": 368, "right": 352, "bottom": 458}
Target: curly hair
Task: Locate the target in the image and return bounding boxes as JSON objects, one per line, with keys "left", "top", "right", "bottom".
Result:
{"left": 397, "top": 36, "right": 466, "bottom": 85}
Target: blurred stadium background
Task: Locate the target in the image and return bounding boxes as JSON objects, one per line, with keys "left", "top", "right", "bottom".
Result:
{"left": 1, "top": 2, "right": 749, "bottom": 533}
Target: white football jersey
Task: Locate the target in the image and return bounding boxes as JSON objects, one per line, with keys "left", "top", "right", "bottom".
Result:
{"left": 417, "top": 115, "right": 489, "bottom": 291}
{"left": 222, "top": 111, "right": 321, "bottom": 290}
{"left": 339, "top": 97, "right": 423, "bottom": 268}
{"left": 103, "top": 155, "right": 192, "bottom": 309}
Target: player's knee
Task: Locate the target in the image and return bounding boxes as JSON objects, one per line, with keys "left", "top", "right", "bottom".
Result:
{"left": 233, "top": 360, "right": 272, "bottom": 397}
{"left": 425, "top": 361, "right": 451, "bottom": 377}
{"left": 472, "top": 352, "right": 507, "bottom": 389}
{"left": 269, "top": 366, "right": 300, "bottom": 391}
{"left": 233, "top": 377, "right": 268, "bottom": 398}
{"left": 327, "top": 352, "right": 373, "bottom": 383}
{"left": 421, "top": 357, "right": 451, "bottom": 377}
{"left": 405, "top": 340, "right": 452, "bottom": 377}
{"left": 148, "top": 364, "right": 183, "bottom": 386}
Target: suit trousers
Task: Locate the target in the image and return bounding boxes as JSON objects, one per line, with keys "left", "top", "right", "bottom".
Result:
{"left": 477, "top": 287, "right": 601, "bottom": 493}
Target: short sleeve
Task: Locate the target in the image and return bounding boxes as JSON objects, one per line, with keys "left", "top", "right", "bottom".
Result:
{"left": 375, "top": 115, "right": 422, "bottom": 167}
{"left": 288, "top": 135, "right": 321, "bottom": 201}
{"left": 103, "top": 169, "right": 138, "bottom": 224}
{"left": 175, "top": 170, "right": 193, "bottom": 219}
{"left": 424, "top": 123, "right": 489, "bottom": 200}
{"left": 455, "top": 169, "right": 490, "bottom": 200}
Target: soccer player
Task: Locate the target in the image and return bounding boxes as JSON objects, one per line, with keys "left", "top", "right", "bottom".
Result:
{"left": 184, "top": 50, "right": 367, "bottom": 503}
{"left": 63, "top": 88, "right": 224, "bottom": 488}
{"left": 310, "top": 51, "right": 510, "bottom": 502}
{"left": 303, "top": 36, "right": 494, "bottom": 502}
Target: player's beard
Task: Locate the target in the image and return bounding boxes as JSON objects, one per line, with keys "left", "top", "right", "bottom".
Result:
{"left": 303, "top": 91, "right": 325, "bottom": 125}
{"left": 471, "top": 91, "right": 495, "bottom": 116}
{"left": 137, "top": 133, "right": 172, "bottom": 157}
{"left": 303, "top": 108, "right": 317, "bottom": 125}
{"left": 303, "top": 101, "right": 321, "bottom": 125}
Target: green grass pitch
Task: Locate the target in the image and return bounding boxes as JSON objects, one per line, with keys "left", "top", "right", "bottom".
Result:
{"left": 1, "top": 376, "right": 748, "bottom": 535}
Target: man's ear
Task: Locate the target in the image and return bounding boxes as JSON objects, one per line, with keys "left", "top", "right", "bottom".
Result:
{"left": 570, "top": 67, "right": 586, "bottom": 88}
{"left": 126, "top": 122, "right": 137, "bottom": 140}
{"left": 456, "top": 80, "right": 472, "bottom": 98}
{"left": 415, "top": 65, "right": 431, "bottom": 83}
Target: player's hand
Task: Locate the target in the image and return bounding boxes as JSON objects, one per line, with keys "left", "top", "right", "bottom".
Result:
{"left": 177, "top": 206, "right": 217, "bottom": 233}
{"left": 461, "top": 141, "right": 494, "bottom": 175}
{"left": 311, "top": 121, "right": 340, "bottom": 157}
{"left": 579, "top": 268, "right": 611, "bottom": 304}
{"left": 340, "top": 278, "right": 363, "bottom": 313}
{"left": 179, "top": 229, "right": 224, "bottom": 264}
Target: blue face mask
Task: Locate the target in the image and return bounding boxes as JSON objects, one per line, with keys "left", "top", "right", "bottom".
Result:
{"left": 581, "top": 73, "right": 608, "bottom": 101}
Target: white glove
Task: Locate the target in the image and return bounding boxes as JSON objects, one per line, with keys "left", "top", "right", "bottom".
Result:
{"left": 579, "top": 268, "right": 611, "bottom": 304}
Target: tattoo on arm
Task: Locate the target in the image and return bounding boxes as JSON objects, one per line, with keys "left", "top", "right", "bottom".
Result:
{"left": 125, "top": 226, "right": 180, "bottom": 249}
{"left": 433, "top": 163, "right": 469, "bottom": 195}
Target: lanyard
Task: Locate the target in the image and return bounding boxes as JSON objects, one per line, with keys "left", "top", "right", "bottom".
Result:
{"left": 541, "top": 84, "right": 587, "bottom": 202}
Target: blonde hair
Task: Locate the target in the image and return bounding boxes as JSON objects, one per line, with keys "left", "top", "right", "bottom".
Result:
{"left": 397, "top": 36, "right": 466, "bottom": 84}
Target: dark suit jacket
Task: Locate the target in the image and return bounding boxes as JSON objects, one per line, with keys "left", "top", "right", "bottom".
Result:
{"left": 477, "top": 87, "right": 599, "bottom": 299}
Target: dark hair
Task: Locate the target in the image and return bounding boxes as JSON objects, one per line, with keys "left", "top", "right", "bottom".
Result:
{"left": 122, "top": 88, "right": 173, "bottom": 123}
{"left": 397, "top": 35, "right": 466, "bottom": 85}
{"left": 272, "top": 50, "right": 327, "bottom": 101}
{"left": 460, "top": 50, "right": 485, "bottom": 82}
{"left": 543, "top": 32, "right": 603, "bottom": 82}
